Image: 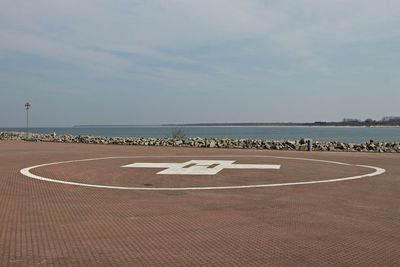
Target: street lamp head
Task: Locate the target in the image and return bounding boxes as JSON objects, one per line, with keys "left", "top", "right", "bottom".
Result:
{"left": 25, "top": 102, "right": 31, "bottom": 110}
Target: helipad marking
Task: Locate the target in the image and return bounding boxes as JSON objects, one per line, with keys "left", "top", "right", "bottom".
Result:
{"left": 20, "top": 155, "right": 386, "bottom": 191}
{"left": 122, "top": 160, "right": 281, "bottom": 175}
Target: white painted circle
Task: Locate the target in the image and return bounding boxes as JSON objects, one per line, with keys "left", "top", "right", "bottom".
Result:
{"left": 20, "top": 155, "right": 386, "bottom": 191}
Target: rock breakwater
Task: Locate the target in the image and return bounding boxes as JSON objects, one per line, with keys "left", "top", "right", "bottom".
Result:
{"left": 1, "top": 131, "right": 399, "bottom": 153}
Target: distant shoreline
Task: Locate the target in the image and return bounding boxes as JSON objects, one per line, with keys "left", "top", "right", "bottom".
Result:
{"left": 71, "top": 125, "right": 400, "bottom": 128}
{"left": 2, "top": 125, "right": 400, "bottom": 129}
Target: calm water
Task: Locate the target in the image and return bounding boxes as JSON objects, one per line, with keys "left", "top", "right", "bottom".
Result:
{"left": 2, "top": 126, "right": 400, "bottom": 143}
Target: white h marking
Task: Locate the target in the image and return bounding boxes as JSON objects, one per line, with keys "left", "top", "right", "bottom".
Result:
{"left": 122, "top": 160, "right": 281, "bottom": 175}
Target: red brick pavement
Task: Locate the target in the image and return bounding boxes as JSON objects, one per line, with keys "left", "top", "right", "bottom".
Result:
{"left": 0, "top": 141, "right": 399, "bottom": 266}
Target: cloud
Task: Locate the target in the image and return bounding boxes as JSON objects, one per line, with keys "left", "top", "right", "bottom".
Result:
{"left": 0, "top": 30, "right": 128, "bottom": 66}
{"left": 1, "top": 0, "right": 400, "bottom": 125}
{"left": 1, "top": 0, "right": 399, "bottom": 66}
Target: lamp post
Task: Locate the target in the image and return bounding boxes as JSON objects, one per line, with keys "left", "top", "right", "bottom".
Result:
{"left": 25, "top": 102, "right": 31, "bottom": 139}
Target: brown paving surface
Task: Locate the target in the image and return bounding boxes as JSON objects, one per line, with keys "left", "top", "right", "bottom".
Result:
{"left": 0, "top": 141, "right": 399, "bottom": 266}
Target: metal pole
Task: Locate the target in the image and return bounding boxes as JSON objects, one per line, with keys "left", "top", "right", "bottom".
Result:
{"left": 25, "top": 102, "right": 30, "bottom": 140}
{"left": 26, "top": 108, "right": 28, "bottom": 138}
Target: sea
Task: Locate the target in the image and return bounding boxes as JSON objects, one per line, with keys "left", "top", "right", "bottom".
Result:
{"left": 1, "top": 126, "right": 400, "bottom": 144}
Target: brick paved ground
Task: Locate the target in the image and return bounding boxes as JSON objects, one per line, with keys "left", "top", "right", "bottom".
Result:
{"left": 1, "top": 141, "right": 399, "bottom": 266}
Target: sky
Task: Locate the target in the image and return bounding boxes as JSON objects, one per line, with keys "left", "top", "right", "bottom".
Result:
{"left": 0, "top": 0, "right": 399, "bottom": 127}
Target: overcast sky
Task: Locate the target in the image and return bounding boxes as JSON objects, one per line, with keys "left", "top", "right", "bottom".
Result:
{"left": 1, "top": 0, "right": 399, "bottom": 126}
